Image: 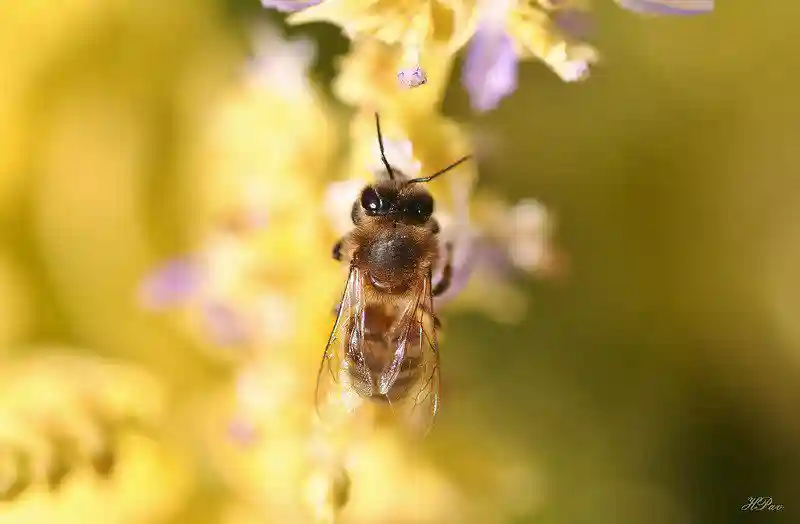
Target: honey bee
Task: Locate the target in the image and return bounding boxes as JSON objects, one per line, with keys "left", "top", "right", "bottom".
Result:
{"left": 316, "top": 114, "right": 471, "bottom": 435}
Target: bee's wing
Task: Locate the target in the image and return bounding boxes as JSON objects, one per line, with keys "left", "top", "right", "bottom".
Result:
{"left": 315, "top": 267, "right": 369, "bottom": 424}
{"left": 614, "top": 0, "right": 714, "bottom": 15}
{"left": 380, "top": 274, "right": 441, "bottom": 437}
{"left": 315, "top": 265, "right": 369, "bottom": 424}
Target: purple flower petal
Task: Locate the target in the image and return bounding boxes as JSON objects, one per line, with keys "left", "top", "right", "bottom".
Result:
{"left": 433, "top": 252, "right": 475, "bottom": 308}
{"left": 614, "top": 0, "right": 714, "bottom": 15}
{"left": 461, "top": 24, "right": 519, "bottom": 113}
{"left": 202, "top": 302, "right": 251, "bottom": 347}
{"left": 434, "top": 237, "right": 514, "bottom": 308}
{"left": 474, "top": 238, "right": 516, "bottom": 277}
{"left": 260, "top": 0, "right": 323, "bottom": 13}
{"left": 138, "top": 258, "right": 201, "bottom": 310}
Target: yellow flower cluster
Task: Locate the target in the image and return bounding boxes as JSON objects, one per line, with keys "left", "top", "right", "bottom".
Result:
{"left": 265, "top": 0, "right": 713, "bottom": 111}
{"left": 137, "top": 18, "right": 558, "bottom": 523}
{"left": 0, "top": 351, "right": 185, "bottom": 524}
{"left": 140, "top": 1, "right": 712, "bottom": 521}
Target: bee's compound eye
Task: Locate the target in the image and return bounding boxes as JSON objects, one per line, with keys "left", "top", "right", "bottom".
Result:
{"left": 406, "top": 193, "right": 434, "bottom": 222}
{"left": 360, "top": 187, "right": 389, "bottom": 215}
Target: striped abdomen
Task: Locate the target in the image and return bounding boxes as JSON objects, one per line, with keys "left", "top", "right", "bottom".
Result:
{"left": 343, "top": 305, "right": 423, "bottom": 402}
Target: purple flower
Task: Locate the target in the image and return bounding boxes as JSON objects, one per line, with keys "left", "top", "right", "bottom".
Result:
{"left": 138, "top": 258, "right": 201, "bottom": 310}
{"left": 434, "top": 237, "right": 513, "bottom": 308}
{"left": 461, "top": 23, "right": 519, "bottom": 113}
{"left": 614, "top": 0, "right": 714, "bottom": 15}
{"left": 260, "top": 0, "right": 323, "bottom": 13}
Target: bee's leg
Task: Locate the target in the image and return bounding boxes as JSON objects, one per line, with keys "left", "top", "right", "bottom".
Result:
{"left": 418, "top": 304, "right": 442, "bottom": 329}
{"left": 332, "top": 204, "right": 360, "bottom": 262}
{"left": 426, "top": 218, "right": 441, "bottom": 234}
{"left": 331, "top": 302, "right": 342, "bottom": 317}
{"left": 332, "top": 239, "right": 344, "bottom": 261}
{"left": 432, "top": 242, "right": 454, "bottom": 297}
{"left": 333, "top": 232, "right": 356, "bottom": 263}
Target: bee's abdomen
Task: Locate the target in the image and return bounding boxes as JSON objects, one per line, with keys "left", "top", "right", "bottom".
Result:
{"left": 345, "top": 347, "right": 420, "bottom": 402}
{"left": 375, "top": 363, "right": 421, "bottom": 403}
{"left": 343, "top": 306, "right": 423, "bottom": 401}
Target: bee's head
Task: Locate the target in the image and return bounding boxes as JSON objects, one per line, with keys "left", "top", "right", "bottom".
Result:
{"left": 362, "top": 112, "right": 471, "bottom": 226}
{"left": 359, "top": 181, "right": 434, "bottom": 225}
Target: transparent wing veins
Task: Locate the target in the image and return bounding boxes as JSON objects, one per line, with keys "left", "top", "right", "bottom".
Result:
{"left": 382, "top": 273, "right": 441, "bottom": 435}
{"left": 314, "top": 266, "right": 368, "bottom": 421}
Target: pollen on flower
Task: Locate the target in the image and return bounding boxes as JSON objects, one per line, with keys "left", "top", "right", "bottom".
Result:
{"left": 397, "top": 65, "right": 428, "bottom": 88}
{"left": 397, "top": 44, "right": 428, "bottom": 88}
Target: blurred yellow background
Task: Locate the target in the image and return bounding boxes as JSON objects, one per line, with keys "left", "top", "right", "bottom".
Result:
{"left": 1, "top": 1, "right": 798, "bottom": 523}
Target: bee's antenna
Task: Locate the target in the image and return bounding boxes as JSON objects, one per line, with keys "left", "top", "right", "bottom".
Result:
{"left": 407, "top": 155, "right": 472, "bottom": 184}
{"left": 374, "top": 113, "right": 396, "bottom": 181}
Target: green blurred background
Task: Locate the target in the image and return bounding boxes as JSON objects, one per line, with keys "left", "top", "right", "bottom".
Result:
{"left": 1, "top": 1, "right": 798, "bottom": 523}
